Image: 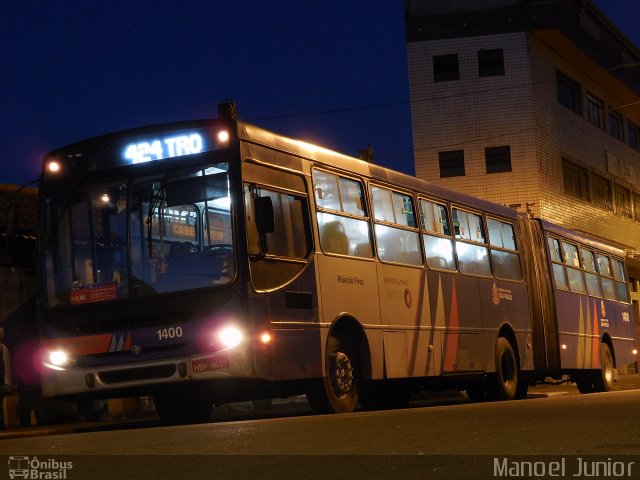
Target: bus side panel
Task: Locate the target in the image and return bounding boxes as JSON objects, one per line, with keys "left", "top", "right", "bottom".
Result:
{"left": 478, "top": 280, "right": 533, "bottom": 372}
{"left": 421, "top": 271, "right": 484, "bottom": 374}
{"left": 555, "top": 292, "right": 603, "bottom": 369}
{"left": 316, "top": 254, "right": 383, "bottom": 379}
{"left": 556, "top": 291, "right": 636, "bottom": 370}
{"left": 376, "top": 263, "right": 426, "bottom": 378}
{"left": 609, "top": 301, "right": 637, "bottom": 369}
{"left": 264, "top": 261, "right": 322, "bottom": 381}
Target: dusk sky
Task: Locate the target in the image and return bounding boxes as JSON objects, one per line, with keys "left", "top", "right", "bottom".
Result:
{"left": 2, "top": 1, "right": 639, "bottom": 186}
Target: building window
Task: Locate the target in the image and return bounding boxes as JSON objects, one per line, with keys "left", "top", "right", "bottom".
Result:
{"left": 586, "top": 92, "right": 605, "bottom": 129}
{"left": 634, "top": 193, "right": 640, "bottom": 222}
{"left": 614, "top": 184, "right": 632, "bottom": 218}
{"left": 439, "top": 150, "right": 465, "bottom": 177}
{"left": 478, "top": 49, "right": 505, "bottom": 77}
{"left": 591, "top": 173, "right": 612, "bottom": 210}
{"left": 556, "top": 71, "right": 582, "bottom": 115}
{"left": 562, "top": 160, "right": 589, "bottom": 201}
{"left": 433, "top": 54, "right": 460, "bottom": 82}
{"left": 485, "top": 146, "right": 512, "bottom": 174}
{"left": 628, "top": 121, "right": 640, "bottom": 150}
{"left": 608, "top": 109, "right": 624, "bottom": 141}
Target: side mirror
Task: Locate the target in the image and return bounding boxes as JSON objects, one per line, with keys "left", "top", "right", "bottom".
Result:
{"left": 255, "top": 196, "right": 275, "bottom": 234}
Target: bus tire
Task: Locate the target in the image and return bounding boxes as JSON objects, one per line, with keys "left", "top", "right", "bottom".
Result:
{"left": 306, "top": 334, "right": 359, "bottom": 413}
{"left": 487, "top": 336, "right": 519, "bottom": 401}
{"left": 153, "top": 388, "right": 213, "bottom": 425}
{"left": 592, "top": 343, "right": 614, "bottom": 392}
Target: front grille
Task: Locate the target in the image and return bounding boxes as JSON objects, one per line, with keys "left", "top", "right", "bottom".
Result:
{"left": 98, "top": 364, "right": 176, "bottom": 384}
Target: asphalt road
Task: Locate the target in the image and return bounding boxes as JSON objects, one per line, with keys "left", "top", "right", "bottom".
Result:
{"left": 1, "top": 389, "right": 639, "bottom": 479}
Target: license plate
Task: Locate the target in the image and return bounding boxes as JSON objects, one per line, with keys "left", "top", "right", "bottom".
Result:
{"left": 191, "top": 356, "right": 229, "bottom": 373}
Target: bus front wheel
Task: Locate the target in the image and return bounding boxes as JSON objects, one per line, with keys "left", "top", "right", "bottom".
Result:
{"left": 307, "top": 334, "right": 360, "bottom": 413}
{"left": 487, "top": 336, "right": 519, "bottom": 401}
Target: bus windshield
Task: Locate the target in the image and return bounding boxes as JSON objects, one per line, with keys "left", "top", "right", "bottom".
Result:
{"left": 43, "top": 162, "right": 234, "bottom": 307}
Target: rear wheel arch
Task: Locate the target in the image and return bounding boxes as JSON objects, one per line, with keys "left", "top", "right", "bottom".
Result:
{"left": 497, "top": 323, "right": 521, "bottom": 367}
{"left": 601, "top": 333, "right": 616, "bottom": 368}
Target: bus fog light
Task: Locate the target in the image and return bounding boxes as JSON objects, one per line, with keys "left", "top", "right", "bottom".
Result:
{"left": 178, "top": 362, "right": 188, "bottom": 377}
{"left": 218, "top": 326, "right": 243, "bottom": 349}
{"left": 85, "top": 374, "right": 95, "bottom": 388}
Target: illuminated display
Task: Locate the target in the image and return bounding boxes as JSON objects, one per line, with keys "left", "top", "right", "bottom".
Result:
{"left": 123, "top": 132, "right": 206, "bottom": 164}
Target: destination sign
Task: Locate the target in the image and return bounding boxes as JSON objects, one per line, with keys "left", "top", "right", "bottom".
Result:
{"left": 123, "top": 132, "right": 207, "bottom": 164}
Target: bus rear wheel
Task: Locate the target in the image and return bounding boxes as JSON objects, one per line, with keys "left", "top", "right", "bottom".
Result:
{"left": 307, "top": 334, "right": 360, "bottom": 413}
{"left": 153, "top": 387, "right": 213, "bottom": 425}
{"left": 487, "top": 336, "right": 519, "bottom": 401}
{"left": 592, "top": 343, "right": 614, "bottom": 392}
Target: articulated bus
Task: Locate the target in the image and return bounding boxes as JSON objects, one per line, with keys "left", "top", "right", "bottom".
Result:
{"left": 38, "top": 102, "right": 637, "bottom": 423}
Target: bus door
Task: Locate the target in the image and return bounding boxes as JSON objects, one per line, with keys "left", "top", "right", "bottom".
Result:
{"left": 242, "top": 161, "right": 319, "bottom": 381}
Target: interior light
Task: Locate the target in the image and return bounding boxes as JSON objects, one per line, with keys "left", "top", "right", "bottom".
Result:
{"left": 561, "top": 344, "right": 567, "bottom": 350}
{"left": 101, "top": 193, "right": 110, "bottom": 203}
{"left": 218, "top": 326, "right": 243, "bottom": 349}
{"left": 217, "top": 130, "right": 229, "bottom": 143}
{"left": 47, "top": 161, "right": 61, "bottom": 173}
{"left": 633, "top": 349, "right": 638, "bottom": 356}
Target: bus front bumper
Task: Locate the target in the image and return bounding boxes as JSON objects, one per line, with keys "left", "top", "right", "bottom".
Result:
{"left": 41, "top": 349, "right": 252, "bottom": 398}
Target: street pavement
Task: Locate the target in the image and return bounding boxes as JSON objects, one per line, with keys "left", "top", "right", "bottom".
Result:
{"left": 1, "top": 375, "right": 638, "bottom": 441}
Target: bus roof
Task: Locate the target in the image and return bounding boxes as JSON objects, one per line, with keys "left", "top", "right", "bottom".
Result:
{"left": 237, "top": 120, "right": 518, "bottom": 220}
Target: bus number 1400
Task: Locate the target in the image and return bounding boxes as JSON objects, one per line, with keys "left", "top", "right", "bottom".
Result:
{"left": 156, "top": 327, "right": 183, "bottom": 340}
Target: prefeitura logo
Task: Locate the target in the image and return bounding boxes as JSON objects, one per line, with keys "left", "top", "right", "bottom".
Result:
{"left": 8, "top": 456, "right": 73, "bottom": 479}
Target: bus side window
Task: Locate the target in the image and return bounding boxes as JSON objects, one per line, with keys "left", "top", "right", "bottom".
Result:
{"left": 612, "top": 258, "right": 630, "bottom": 303}
{"left": 580, "top": 248, "right": 602, "bottom": 298}
{"left": 420, "top": 199, "right": 455, "bottom": 271}
{"left": 597, "top": 253, "right": 616, "bottom": 301}
{"left": 313, "top": 169, "right": 372, "bottom": 258}
{"left": 371, "top": 186, "right": 421, "bottom": 266}
{"left": 547, "top": 236, "right": 568, "bottom": 290}
{"left": 452, "top": 208, "right": 490, "bottom": 277}
{"left": 487, "top": 218, "right": 522, "bottom": 281}
{"left": 562, "top": 241, "right": 586, "bottom": 294}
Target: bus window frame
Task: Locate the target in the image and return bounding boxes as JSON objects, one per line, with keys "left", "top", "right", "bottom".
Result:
{"left": 370, "top": 182, "right": 422, "bottom": 268}
{"left": 610, "top": 256, "right": 631, "bottom": 304}
{"left": 579, "top": 246, "right": 603, "bottom": 299}
{"left": 418, "top": 195, "right": 458, "bottom": 273}
{"left": 312, "top": 167, "right": 373, "bottom": 260}
{"left": 451, "top": 205, "right": 492, "bottom": 279}
{"left": 596, "top": 252, "right": 618, "bottom": 302}
{"left": 244, "top": 182, "right": 313, "bottom": 264}
{"left": 547, "top": 235, "right": 570, "bottom": 292}
{"left": 561, "top": 240, "right": 587, "bottom": 295}
{"left": 486, "top": 215, "right": 524, "bottom": 283}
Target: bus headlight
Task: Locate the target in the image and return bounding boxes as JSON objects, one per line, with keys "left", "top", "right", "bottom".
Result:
{"left": 44, "top": 349, "right": 71, "bottom": 370}
{"left": 218, "top": 326, "right": 243, "bottom": 349}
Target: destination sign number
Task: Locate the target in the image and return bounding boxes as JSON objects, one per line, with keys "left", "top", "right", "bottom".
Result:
{"left": 123, "top": 132, "right": 205, "bottom": 164}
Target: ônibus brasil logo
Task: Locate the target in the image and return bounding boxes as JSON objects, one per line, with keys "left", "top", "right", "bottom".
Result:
{"left": 8, "top": 456, "right": 73, "bottom": 479}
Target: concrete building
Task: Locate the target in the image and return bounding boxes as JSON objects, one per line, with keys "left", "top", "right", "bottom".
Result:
{"left": 405, "top": 0, "right": 640, "bottom": 348}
